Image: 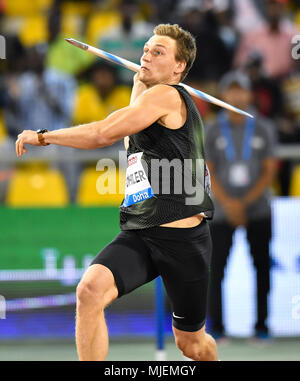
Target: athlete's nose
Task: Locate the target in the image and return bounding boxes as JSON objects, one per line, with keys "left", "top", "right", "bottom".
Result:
{"left": 141, "top": 51, "right": 151, "bottom": 63}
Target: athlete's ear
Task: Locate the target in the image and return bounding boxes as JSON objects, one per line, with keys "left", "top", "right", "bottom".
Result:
{"left": 174, "top": 61, "right": 186, "bottom": 77}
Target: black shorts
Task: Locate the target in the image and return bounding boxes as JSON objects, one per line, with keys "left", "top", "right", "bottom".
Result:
{"left": 90, "top": 219, "right": 212, "bottom": 332}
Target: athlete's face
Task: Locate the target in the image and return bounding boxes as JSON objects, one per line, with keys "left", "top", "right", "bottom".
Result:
{"left": 139, "top": 35, "right": 186, "bottom": 86}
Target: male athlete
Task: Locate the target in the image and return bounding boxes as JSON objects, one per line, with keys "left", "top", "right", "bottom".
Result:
{"left": 16, "top": 24, "right": 218, "bottom": 361}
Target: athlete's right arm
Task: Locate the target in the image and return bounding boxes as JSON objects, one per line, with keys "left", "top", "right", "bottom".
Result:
{"left": 16, "top": 85, "right": 178, "bottom": 157}
{"left": 124, "top": 72, "right": 147, "bottom": 150}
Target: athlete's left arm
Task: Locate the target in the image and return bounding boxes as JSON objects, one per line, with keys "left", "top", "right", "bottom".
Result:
{"left": 15, "top": 85, "right": 177, "bottom": 157}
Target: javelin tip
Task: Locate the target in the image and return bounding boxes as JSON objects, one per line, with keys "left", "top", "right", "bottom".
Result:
{"left": 244, "top": 111, "right": 255, "bottom": 119}
{"left": 65, "top": 38, "right": 88, "bottom": 51}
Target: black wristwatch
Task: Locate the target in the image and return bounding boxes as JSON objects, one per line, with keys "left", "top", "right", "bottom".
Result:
{"left": 36, "top": 129, "right": 49, "bottom": 146}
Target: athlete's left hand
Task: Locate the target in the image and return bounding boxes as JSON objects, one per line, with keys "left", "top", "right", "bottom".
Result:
{"left": 16, "top": 130, "right": 41, "bottom": 157}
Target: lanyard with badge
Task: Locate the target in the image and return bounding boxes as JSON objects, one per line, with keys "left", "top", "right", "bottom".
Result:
{"left": 219, "top": 111, "right": 255, "bottom": 187}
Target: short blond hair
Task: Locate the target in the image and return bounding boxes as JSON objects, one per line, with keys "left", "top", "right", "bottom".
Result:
{"left": 153, "top": 24, "right": 196, "bottom": 81}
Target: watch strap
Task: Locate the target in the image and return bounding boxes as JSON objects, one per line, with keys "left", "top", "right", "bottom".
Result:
{"left": 37, "top": 132, "right": 49, "bottom": 146}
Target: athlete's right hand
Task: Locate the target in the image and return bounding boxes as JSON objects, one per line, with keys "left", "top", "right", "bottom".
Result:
{"left": 15, "top": 130, "right": 41, "bottom": 157}
{"left": 133, "top": 71, "right": 141, "bottom": 83}
{"left": 130, "top": 71, "right": 147, "bottom": 104}
{"left": 133, "top": 71, "right": 147, "bottom": 89}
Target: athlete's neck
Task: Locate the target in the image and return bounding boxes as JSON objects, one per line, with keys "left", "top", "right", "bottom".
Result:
{"left": 143, "top": 78, "right": 180, "bottom": 89}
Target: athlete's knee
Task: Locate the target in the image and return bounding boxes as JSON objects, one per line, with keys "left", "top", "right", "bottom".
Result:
{"left": 76, "top": 266, "right": 117, "bottom": 310}
{"left": 76, "top": 280, "right": 101, "bottom": 306}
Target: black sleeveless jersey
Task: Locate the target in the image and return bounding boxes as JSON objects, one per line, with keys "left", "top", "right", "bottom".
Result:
{"left": 119, "top": 84, "right": 214, "bottom": 230}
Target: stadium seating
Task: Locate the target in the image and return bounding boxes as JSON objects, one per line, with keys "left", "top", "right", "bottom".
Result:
{"left": 4, "top": 0, "right": 52, "bottom": 16}
{"left": 85, "top": 10, "right": 120, "bottom": 46}
{"left": 73, "top": 84, "right": 108, "bottom": 124}
{"left": 72, "top": 84, "right": 131, "bottom": 125}
{"left": 289, "top": 164, "right": 300, "bottom": 196}
{"left": 0, "top": 112, "right": 7, "bottom": 144}
{"left": 61, "top": 1, "right": 92, "bottom": 17}
{"left": 6, "top": 165, "right": 69, "bottom": 206}
{"left": 77, "top": 166, "right": 125, "bottom": 206}
{"left": 61, "top": 13, "right": 82, "bottom": 37}
{"left": 19, "top": 15, "right": 48, "bottom": 46}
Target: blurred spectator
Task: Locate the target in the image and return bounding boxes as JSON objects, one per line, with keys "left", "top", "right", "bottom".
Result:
{"left": 0, "top": 36, "right": 27, "bottom": 146}
{"left": 175, "top": 1, "right": 233, "bottom": 121}
{"left": 46, "top": 3, "right": 93, "bottom": 76}
{"left": 0, "top": 43, "right": 78, "bottom": 201}
{"left": 0, "top": 36, "right": 26, "bottom": 132}
{"left": 243, "top": 50, "right": 290, "bottom": 194}
{"left": 178, "top": 2, "right": 231, "bottom": 82}
{"left": 243, "top": 50, "right": 284, "bottom": 120}
{"left": 8, "top": 43, "right": 76, "bottom": 135}
{"left": 205, "top": 71, "right": 277, "bottom": 340}
{"left": 275, "top": 53, "right": 300, "bottom": 195}
{"left": 281, "top": 56, "right": 300, "bottom": 143}
{"left": 231, "top": 0, "right": 265, "bottom": 35}
{"left": 0, "top": 35, "right": 26, "bottom": 201}
{"left": 213, "top": 0, "right": 239, "bottom": 68}
{"left": 0, "top": 0, "right": 5, "bottom": 28}
{"left": 98, "top": 0, "right": 154, "bottom": 84}
{"left": 291, "top": 0, "right": 300, "bottom": 29}
{"left": 73, "top": 61, "right": 131, "bottom": 125}
{"left": 234, "top": 0, "right": 299, "bottom": 80}
{"left": 153, "top": 0, "right": 179, "bottom": 23}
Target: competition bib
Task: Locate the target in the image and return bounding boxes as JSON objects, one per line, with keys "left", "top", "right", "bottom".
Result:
{"left": 122, "top": 152, "right": 155, "bottom": 207}
{"left": 228, "top": 162, "right": 251, "bottom": 187}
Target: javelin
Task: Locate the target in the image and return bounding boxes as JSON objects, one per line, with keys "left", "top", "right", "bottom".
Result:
{"left": 65, "top": 38, "right": 253, "bottom": 119}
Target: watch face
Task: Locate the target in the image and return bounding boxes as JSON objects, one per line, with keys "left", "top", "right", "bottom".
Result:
{"left": 36, "top": 129, "right": 48, "bottom": 134}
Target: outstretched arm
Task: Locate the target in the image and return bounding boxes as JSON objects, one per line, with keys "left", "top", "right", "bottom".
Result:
{"left": 16, "top": 84, "right": 176, "bottom": 157}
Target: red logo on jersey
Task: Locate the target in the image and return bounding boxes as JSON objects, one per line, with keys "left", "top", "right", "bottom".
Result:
{"left": 128, "top": 156, "right": 138, "bottom": 167}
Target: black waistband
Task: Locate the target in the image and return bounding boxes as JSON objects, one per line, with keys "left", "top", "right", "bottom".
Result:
{"left": 134, "top": 219, "right": 207, "bottom": 240}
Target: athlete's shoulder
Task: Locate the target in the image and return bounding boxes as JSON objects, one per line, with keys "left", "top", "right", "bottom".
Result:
{"left": 135, "top": 84, "right": 181, "bottom": 110}
{"left": 144, "top": 83, "right": 179, "bottom": 97}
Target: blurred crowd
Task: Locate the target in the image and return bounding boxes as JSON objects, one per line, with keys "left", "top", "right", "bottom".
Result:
{"left": 0, "top": 0, "right": 300, "bottom": 201}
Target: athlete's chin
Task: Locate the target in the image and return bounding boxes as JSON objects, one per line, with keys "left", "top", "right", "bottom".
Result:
{"left": 139, "top": 78, "right": 154, "bottom": 87}
{"left": 140, "top": 75, "right": 162, "bottom": 88}
{"left": 139, "top": 72, "right": 151, "bottom": 83}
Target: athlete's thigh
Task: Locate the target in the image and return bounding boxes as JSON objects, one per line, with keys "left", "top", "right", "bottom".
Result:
{"left": 90, "top": 230, "right": 159, "bottom": 298}
{"left": 158, "top": 223, "right": 212, "bottom": 332}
